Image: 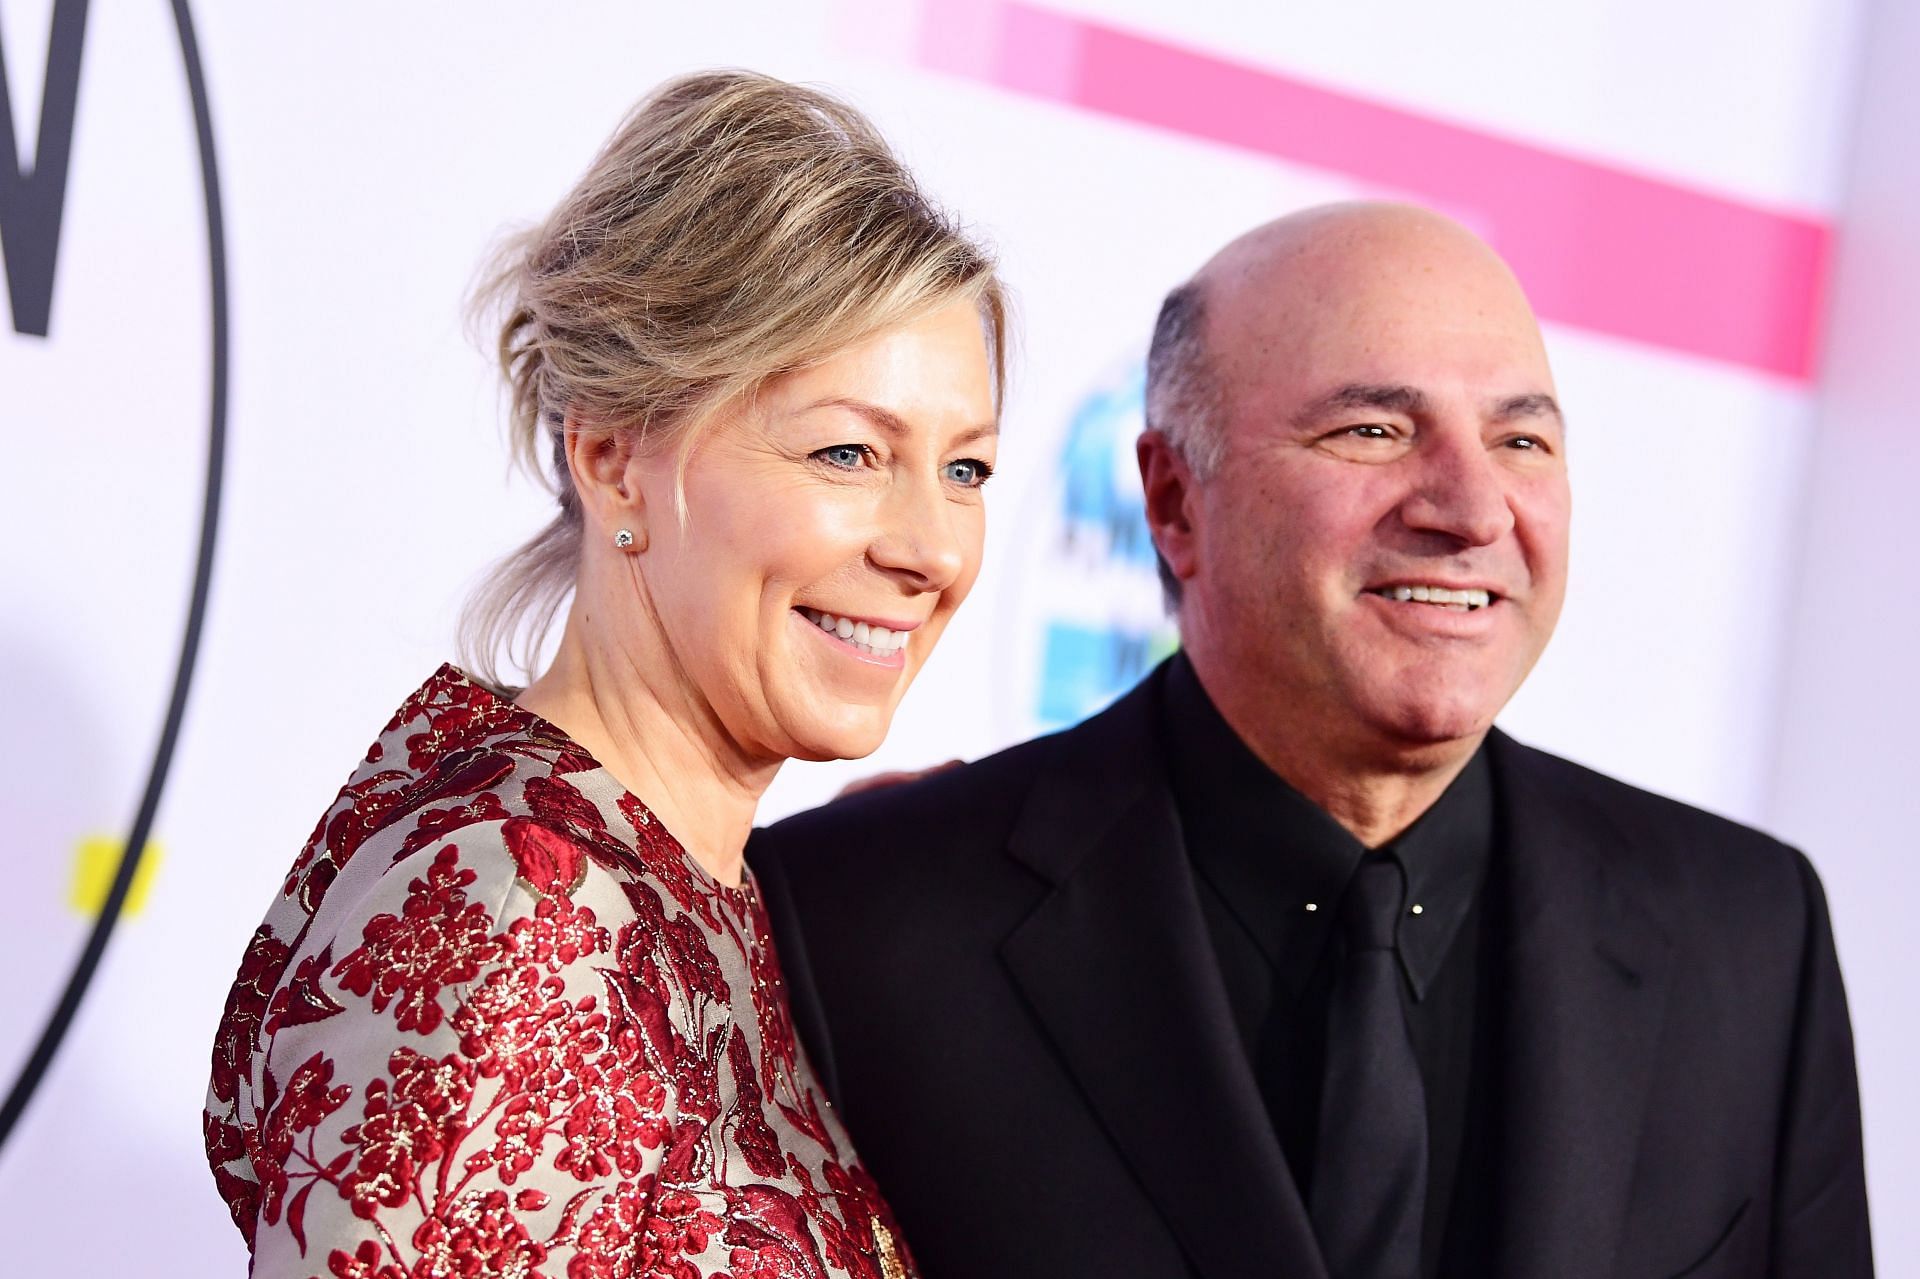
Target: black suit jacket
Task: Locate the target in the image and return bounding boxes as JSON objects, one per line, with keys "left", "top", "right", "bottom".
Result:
{"left": 749, "top": 666, "right": 1872, "bottom": 1278}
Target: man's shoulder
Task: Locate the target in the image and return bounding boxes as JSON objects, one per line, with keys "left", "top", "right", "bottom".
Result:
{"left": 756, "top": 670, "right": 1166, "bottom": 877}
{"left": 1496, "top": 731, "right": 1784, "bottom": 844}
{"left": 1490, "top": 730, "right": 1817, "bottom": 912}
{"left": 757, "top": 728, "right": 1064, "bottom": 862}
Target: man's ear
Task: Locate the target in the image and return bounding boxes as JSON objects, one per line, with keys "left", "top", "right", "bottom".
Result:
{"left": 1138, "top": 429, "right": 1201, "bottom": 585}
{"left": 562, "top": 414, "right": 646, "bottom": 545}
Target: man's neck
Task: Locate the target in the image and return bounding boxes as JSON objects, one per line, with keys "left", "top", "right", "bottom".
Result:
{"left": 1291, "top": 750, "right": 1481, "bottom": 849}
{"left": 1183, "top": 657, "right": 1485, "bottom": 849}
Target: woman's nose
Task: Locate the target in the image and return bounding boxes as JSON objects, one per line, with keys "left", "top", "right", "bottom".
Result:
{"left": 868, "top": 478, "right": 968, "bottom": 591}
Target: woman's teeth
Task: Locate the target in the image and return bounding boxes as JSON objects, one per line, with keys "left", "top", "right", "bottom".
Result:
{"left": 1372, "top": 585, "right": 1493, "bottom": 611}
{"left": 801, "top": 608, "right": 909, "bottom": 657}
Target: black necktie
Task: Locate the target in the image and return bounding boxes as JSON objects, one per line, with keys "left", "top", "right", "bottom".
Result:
{"left": 1310, "top": 854, "right": 1427, "bottom": 1279}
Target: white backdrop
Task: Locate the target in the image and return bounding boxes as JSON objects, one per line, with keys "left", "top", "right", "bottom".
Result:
{"left": 1, "top": 1, "right": 1911, "bottom": 1273}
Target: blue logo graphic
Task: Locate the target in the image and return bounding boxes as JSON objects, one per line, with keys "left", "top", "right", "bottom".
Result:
{"left": 1031, "top": 362, "right": 1179, "bottom": 728}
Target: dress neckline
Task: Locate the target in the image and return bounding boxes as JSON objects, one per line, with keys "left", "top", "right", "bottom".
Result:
{"left": 435, "top": 662, "right": 760, "bottom": 908}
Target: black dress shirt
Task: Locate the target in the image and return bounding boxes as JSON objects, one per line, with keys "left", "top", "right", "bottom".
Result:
{"left": 1161, "top": 654, "right": 1500, "bottom": 1277}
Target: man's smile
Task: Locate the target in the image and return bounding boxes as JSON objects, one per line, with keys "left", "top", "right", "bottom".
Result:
{"left": 1366, "top": 583, "right": 1497, "bottom": 611}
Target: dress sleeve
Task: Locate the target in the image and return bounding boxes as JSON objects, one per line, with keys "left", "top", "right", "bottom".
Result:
{"left": 244, "top": 824, "right": 687, "bottom": 1279}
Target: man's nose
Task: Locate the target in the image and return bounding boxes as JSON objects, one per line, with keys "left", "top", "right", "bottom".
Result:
{"left": 1398, "top": 433, "right": 1515, "bottom": 547}
{"left": 869, "top": 476, "right": 967, "bottom": 591}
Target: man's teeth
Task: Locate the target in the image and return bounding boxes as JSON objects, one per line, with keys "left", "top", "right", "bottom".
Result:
{"left": 1373, "top": 585, "right": 1493, "bottom": 611}
{"left": 801, "top": 608, "right": 909, "bottom": 656}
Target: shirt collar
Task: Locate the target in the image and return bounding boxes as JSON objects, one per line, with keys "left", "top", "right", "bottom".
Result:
{"left": 1160, "top": 652, "right": 1493, "bottom": 1001}
{"left": 1387, "top": 744, "right": 1493, "bottom": 998}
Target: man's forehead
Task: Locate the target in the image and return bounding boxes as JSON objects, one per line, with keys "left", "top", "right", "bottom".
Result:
{"left": 1288, "top": 381, "right": 1564, "bottom": 427}
{"left": 1207, "top": 266, "right": 1554, "bottom": 401}
{"left": 1215, "top": 313, "right": 1558, "bottom": 413}
{"left": 1201, "top": 206, "right": 1540, "bottom": 337}
{"left": 1200, "top": 201, "right": 1504, "bottom": 284}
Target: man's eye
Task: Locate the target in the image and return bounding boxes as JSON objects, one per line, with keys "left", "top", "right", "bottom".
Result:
{"left": 1505, "top": 436, "right": 1540, "bottom": 451}
{"left": 1345, "top": 424, "right": 1393, "bottom": 440}
{"left": 943, "top": 458, "right": 994, "bottom": 488}
{"left": 814, "top": 444, "right": 872, "bottom": 470}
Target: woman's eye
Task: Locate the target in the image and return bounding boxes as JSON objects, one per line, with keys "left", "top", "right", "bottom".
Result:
{"left": 943, "top": 458, "right": 994, "bottom": 488}
{"left": 814, "top": 444, "right": 872, "bottom": 470}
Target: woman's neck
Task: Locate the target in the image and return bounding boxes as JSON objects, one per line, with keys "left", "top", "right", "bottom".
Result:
{"left": 513, "top": 607, "right": 778, "bottom": 888}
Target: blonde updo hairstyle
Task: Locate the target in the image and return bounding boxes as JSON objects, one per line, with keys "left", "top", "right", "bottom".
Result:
{"left": 463, "top": 70, "right": 1008, "bottom": 685}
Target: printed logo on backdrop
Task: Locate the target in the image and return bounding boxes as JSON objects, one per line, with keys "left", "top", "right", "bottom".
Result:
{"left": 0, "top": 0, "right": 226, "bottom": 1151}
{"left": 1001, "top": 358, "right": 1178, "bottom": 737}
{"left": 0, "top": 0, "right": 83, "bottom": 336}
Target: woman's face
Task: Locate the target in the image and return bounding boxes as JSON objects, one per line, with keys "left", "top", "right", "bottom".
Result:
{"left": 630, "top": 299, "right": 998, "bottom": 763}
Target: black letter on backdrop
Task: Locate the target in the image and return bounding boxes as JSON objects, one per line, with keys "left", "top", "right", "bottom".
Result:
{"left": 0, "top": 0, "right": 89, "bottom": 338}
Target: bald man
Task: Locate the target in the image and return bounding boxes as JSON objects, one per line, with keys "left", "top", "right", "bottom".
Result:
{"left": 750, "top": 205, "right": 1873, "bottom": 1279}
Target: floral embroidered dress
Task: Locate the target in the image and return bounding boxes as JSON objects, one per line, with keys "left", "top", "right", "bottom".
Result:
{"left": 204, "top": 665, "right": 913, "bottom": 1279}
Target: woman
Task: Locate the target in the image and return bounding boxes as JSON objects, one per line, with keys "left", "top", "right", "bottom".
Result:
{"left": 204, "top": 71, "right": 1005, "bottom": 1279}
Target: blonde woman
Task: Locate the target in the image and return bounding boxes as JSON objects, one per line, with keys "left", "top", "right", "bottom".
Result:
{"left": 204, "top": 72, "right": 1004, "bottom": 1279}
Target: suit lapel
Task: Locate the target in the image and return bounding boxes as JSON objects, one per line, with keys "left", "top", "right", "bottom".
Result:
{"left": 999, "top": 672, "right": 1327, "bottom": 1279}
{"left": 1487, "top": 732, "right": 1675, "bottom": 1279}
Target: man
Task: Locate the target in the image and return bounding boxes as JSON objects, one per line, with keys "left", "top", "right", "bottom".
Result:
{"left": 749, "top": 204, "right": 1872, "bottom": 1278}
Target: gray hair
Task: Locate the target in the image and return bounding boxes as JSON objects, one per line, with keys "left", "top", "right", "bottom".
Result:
{"left": 1143, "top": 280, "right": 1224, "bottom": 607}
{"left": 1144, "top": 280, "right": 1225, "bottom": 477}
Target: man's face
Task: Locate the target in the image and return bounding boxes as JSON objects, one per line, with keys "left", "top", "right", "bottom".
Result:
{"left": 1168, "top": 213, "right": 1570, "bottom": 759}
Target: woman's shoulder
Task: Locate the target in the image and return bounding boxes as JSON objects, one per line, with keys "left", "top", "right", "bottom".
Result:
{"left": 289, "top": 663, "right": 576, "bottom": 880}
{"left": 280, "top": 665, "right": 672, "bottom": 929}
{"left": 205, "top": 662, "right": 745, "bottom": 1254}
{"left": 223, "top": 663, "right": 730, "bottom": 1085}
{"left": 211, "top": 818, "right": 686, "bottom": 1274}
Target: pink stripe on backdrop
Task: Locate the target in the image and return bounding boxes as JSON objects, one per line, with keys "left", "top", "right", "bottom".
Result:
{"left": 916, "top": 0, "right": 1830, "bottom": 383}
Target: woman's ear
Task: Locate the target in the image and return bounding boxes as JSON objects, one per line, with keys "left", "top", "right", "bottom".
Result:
{"left": 562, "top": 413, "right": 648, "bottom": 551}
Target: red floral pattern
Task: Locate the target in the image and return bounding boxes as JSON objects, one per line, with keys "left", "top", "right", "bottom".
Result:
{"left": 206, "top": 666, "right": 912, "bottom": 1278}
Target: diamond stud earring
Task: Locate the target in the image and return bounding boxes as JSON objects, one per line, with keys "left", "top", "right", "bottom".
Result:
{"left": 613, "top": 529, "right": 636, "bottom": 550}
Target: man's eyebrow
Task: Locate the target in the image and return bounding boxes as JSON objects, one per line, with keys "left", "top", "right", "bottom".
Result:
{"left": 1491, "top": 392, "right": 1564, "bottom": 425}
{"left": 802, "top": 396, "right": 999, "bottom": 445}
{"left": 1292, "top": 383, "right": 1429, "bottom": 426}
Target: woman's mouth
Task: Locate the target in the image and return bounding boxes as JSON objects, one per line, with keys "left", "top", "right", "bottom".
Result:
{"left": 797, "top": 607, "right": 911, "bottom": 659}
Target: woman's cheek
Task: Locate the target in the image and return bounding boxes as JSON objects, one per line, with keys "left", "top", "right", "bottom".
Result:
{"left": 796, "top": 492, "right": 880, "bottom": 570}
{"left": 950, "top": 508, "right": 990, "bottom": 598}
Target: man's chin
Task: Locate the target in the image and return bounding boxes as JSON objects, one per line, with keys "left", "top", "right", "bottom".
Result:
{"left": 1362, "top": 692, "right": 1500, "bottom": 758}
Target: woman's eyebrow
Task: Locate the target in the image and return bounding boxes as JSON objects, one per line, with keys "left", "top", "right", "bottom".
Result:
{"left": 800, "top": 397, "right": 999, "bottom": 445}
{"left": 800, "top": 396, "right": 910, "bottom": 436}
{"left": 948, "top": 422, "right": 1000, "bottom": 447}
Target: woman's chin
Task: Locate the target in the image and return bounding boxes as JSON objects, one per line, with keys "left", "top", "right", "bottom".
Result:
{"left": 775, "top": 708, "right": 891, "bottom": 764}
